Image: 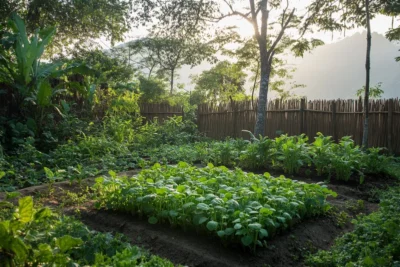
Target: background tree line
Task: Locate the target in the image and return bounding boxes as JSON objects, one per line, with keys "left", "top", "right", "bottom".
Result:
{"left": 1, "top": 0, "right": 399, "bottom": 148}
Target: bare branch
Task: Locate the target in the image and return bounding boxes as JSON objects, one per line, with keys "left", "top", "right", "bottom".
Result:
{"left": 209, "top": 1, "right": 254, "bottom": 25}
{"left": 268, "top": 8, "right": 296, "bottom": 61}
{"left": 249, "top": 0, "right": 261, "bottom": 41}
{"left": 281, "top": 0, "right": 290, "bottom": 28}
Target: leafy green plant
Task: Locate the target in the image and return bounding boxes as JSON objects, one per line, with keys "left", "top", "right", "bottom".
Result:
{"left": 0, "top": 13, "right": 96, "bottom": 152}
{"left": 208, "top": 139, "right": 245, "bottom": 167}
{"left": 362, "top": 147, "right": 391, "bottom": 174}
{"left": 95, "top": 163, "right": 337, "bottom": 250}
{"left": 330, "top": 136, "right": 363, "bottom": 182}
{"left": 239, "top": 131, "right": 275, "bottom": 170}
{"left": 309, "top": 133, "right": 334, "bottom": 176}
{"left": 274, "top": 134, "right": 311, "bottom": 175}
{"left": 0, "top": 196, "right": 177, "bottom": 266}
{"left": 0, "top": 197, "right": 82, "bottom": 266}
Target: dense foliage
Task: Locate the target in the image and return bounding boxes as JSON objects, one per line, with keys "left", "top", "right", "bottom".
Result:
{"left": 95, "top": 162, "right": 337, "bottom": 250}
{"left": 0, "top": 115, "right": 200, "bottom": 191}
{"left": 0, "top": 0, "right": 131, "bottom": 56}
{"left": 191, "top": 61, "right": 248, "bottom": 104}
{"left": 0, "top": 196, "right": 175, "bottom": 266}
{"left": 306, "top": 187, "right": 400, "bottom": 267}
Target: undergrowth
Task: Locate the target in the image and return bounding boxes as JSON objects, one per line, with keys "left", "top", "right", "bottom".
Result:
{"left": 306, "top": 187, "right": 400, "bottom": 267}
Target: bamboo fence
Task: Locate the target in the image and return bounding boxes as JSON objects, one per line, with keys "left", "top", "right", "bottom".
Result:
{"left": 139, "top": 102, "right": 184, "bottom": 123}
{"left": 197, "top": 98, "right": 400, "bottom": 154}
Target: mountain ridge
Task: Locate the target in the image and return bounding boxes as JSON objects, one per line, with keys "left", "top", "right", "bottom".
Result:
{"left": 291, "top": 32, "right": 400, "bottom": 99}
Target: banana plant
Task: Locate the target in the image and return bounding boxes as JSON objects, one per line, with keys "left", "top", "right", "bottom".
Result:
{"left": 1, "top": 13, "right": 97, "bottom": 140}
{"left": 0, "top": 13, "right": 55, "bottom": 104}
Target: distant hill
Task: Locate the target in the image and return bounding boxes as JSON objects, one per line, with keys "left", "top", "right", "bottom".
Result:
{"left": 291, "top": 32, "right": 400, "bottom": 99}
{"left": 113, "top": 32, "right": 399, "bottom": 99}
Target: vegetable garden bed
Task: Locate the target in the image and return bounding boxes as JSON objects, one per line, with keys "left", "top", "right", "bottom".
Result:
{"left": 0, "top": 164, "right": 395, "bottom": 266}
{"left": 94, "top": 163, "right": 338, "bottom": 250}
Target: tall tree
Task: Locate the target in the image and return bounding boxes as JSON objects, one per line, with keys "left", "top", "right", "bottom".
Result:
{"left": 132, "top": 0, "right": 325, "bottom": 136}
{"left": 213, "top": 1, "right": 325, "bottom": 136}
{"left": 74, "top": 50, "right": 136, "bottom": 87}
{"left": 305, "top": 0, "right": 390, "bottom": 148}
{"left": 129, "top": 36, "right": 215, "bottom": 95}
{"left": 363, "top": 0, "right": 372, "bottom": 149}
{"left": 224, "top": 37, "right": 304, "bottom": 106}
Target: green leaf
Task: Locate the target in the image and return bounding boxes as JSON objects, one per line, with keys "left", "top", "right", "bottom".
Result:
{"left": 248, "top": 223, "right": 262, "bottom": 231}
{"left": 18, "top": 196, "right": 34, "bottom": 223}
{"left": 241, "top": 235, "right": 253, "bottom": 246}
{"left": 10, "top": 237, "right": 28, "bottom": 260}
{"left": 193, "top": 215, "right": 208, "bottom": 225}
{"left": 43, "top": 167, "right": 55, "bottom": 179}
{"left": 217, "top": 230, "right": 225, "bottom": 237}
{"left": 259, "top": 207, "right": 273, "bottom": 216}
{"left": 283, "top": 212, "right": 292, "bottom": 220}
{"left": 0, "top": 171, "right": 5, "bottom": 179}
{"left": 177, "top": 185, "right": 186, "bottom": 193}
{"left": 0, "top": 223, "right": 9, "bottom": 246}
{"left": 206, "top": 220, "right": 218, "bottom": 231}
{"left": 363, "top": 256, "right": 375, "bottom": 266}
{"left": 34, "top": 208, "right": 53, "bottom": 220}
{"left": 224, "top": 228, "right": 235, "bottom": 235}
{"left": 37, "top": 81, "right": 53, "bottom": 107}
{"left": 182, "top": 202, "right": 194, "bottom": 209}
{"left": 108, "top": 170, "right": 117, "bottom": 178}
{"left": 36, "top": 243, "right": 53, "bottom": 262}
{"left": 169, "top": 210, "right": 178, "bottom": 218}
{"left": 277, "top": 216, "right": 286, "bottom": 223}
{"left": 55, "top": 235, "right": 83, "bottom": 252}
{"left": 196, "top": 203, "right": 210, "bottom": 211}
{"left": 148, "top": 216, "right": 158, "bottom": 224}
{"left": 234, "top": 223, "right": 242, "bottom": 230}
{"left": 259, "top": 228, "right": 268, "bottom": 238}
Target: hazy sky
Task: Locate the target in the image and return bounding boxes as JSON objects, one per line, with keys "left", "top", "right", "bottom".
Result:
{"left": 97, "top": 1, "right": 399, "bottom": 97}
{"left": 100, "top": 0, "right": 399, "bottom": 49}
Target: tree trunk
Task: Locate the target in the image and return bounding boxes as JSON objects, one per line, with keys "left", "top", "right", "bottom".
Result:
{"left": 362, "top": 0, "right": 371, "bottom": 149}
{"left": 253, "top": 0, "right": 270, "bottom": 137}
{"left": 254, "top": 57, "right": 270, "bottom": 136}
{"left": 251, "top": 62, "right": 260, "bottom": 109}
{"left": 170, "top": 69, "right": 174, "bottom": 95}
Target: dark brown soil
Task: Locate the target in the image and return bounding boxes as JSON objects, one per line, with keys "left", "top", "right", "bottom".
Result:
{"left": 1, "top": 167, "right": 393, "bottom": 267}
{"left": 78, "top": 210, "right": 341, "bottom": 267}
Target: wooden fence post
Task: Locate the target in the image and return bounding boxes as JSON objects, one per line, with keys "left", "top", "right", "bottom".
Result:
{"left": 332, "top": 100, "right": 337, "bottom": 142}
{"left": 300, "top": 98, "right": 306, "bottom": 134}
{"left": 387, "top": 98, "right": 393, "bottom": 153}
{"left": 232, "top": 101, "right": 238, "bottom": 138}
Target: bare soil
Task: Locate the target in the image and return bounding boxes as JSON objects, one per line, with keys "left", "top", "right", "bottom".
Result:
{"left": 0, "top": 167, "right": 396, "bottom": 267}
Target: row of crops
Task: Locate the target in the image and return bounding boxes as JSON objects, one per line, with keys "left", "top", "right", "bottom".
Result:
{"left": 141, "top": 134, "right": 393, "bottom": 183}
{"left": 95, "top": 162, "right": 337, "bottom": 249}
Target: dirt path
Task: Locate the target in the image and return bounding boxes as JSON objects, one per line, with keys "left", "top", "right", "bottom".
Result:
{"left": 1, "top": 168, "right": 393, "bottom": 267}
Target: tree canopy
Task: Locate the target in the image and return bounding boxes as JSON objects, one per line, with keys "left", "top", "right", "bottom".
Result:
{"left": 192, "top": 61, "right": 247, "bottom": 104}
{"left": 1, "top": 0, "right": 131, "bottom": 57}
